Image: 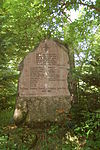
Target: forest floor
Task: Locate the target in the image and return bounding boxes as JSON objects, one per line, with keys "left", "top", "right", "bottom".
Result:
{"left": 0, "top": 109, "right": 99, "bottom": 150}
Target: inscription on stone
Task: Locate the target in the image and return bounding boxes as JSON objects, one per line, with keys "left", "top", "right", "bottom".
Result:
{"left": 19, "top": 40, "right": 70, "bottom": 97}
{"left": 36, "top": 53, "right": 57, "bottom": 65}
{"left": 14, "top": 39, "right": 71, "bottom": 125}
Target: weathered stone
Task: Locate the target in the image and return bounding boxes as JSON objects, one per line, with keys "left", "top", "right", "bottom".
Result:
{"left": 13, "top": 39, "right": 71, "bottom": 126}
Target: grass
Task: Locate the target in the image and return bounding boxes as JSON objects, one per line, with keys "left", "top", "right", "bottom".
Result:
{"left": 0, "top": 109, "right": 14, "bottom": 127}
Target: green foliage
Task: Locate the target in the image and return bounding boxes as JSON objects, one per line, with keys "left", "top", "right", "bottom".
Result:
{"left": 0, "top": 0, "right": 100, "bottom": 149}
{"left": 0, "top": 109, "right": 13, "bottom": 126}
{"left": 73, "top": 110, "right": 100, "bottom": 150}
{"left": 0, "top": 131, "right": 28, "bottom": 150}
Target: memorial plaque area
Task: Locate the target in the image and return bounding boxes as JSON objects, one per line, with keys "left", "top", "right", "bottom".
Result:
{"left": 18, "top": 40, "right": 70, "bottom": 97}
{"left": 14, "top": 39, "right": 71, "bottom": 125}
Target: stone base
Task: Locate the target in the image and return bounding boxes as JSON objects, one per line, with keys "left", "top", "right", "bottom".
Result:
{"left": 13, "top": 96, "right": 71, "bottom": 127}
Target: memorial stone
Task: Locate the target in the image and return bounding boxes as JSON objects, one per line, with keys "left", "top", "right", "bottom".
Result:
{"left": 13, "top": 39, "right": 71, "bottom": 126}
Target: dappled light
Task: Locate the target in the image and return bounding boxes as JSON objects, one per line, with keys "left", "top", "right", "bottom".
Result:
{"left": 0, "top": 0, "right": 100, "bottom": 149}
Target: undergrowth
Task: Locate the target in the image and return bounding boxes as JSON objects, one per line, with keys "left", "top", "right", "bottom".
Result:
{"left": 0, "top": 109, "right": 100, "bottom": 150}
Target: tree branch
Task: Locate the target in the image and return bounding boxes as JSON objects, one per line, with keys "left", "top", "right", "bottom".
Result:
{"left": 62, "top": 1, "right": 100, "bottom": 13}
{"left": 79, "top": 1, "right": 100, "bottom": 12}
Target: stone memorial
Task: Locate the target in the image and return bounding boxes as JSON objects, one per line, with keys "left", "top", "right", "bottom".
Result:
{"left": 13, "top": 39, "right": 71, "bottom": 126}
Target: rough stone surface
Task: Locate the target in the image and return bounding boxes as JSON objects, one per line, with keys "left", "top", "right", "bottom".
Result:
{"left": 13, "top": 39, "right": 71, "bottom": 126}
